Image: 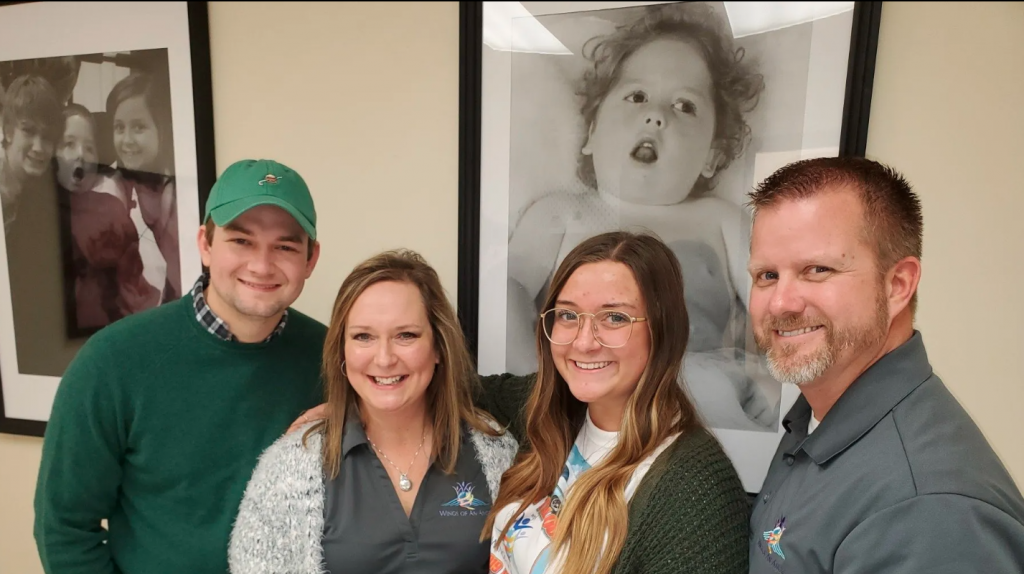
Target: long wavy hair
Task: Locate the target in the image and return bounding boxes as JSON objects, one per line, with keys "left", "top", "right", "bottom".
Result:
{"left": 483, "top": 231, "right": 704, "bottom": 574}
{"left": 306, "top": 249, "right": 500, "bottom": 479}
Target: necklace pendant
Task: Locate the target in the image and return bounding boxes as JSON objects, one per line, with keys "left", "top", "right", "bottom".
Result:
{"left": 399, "top": 473, "right": 412, "bottom": 492}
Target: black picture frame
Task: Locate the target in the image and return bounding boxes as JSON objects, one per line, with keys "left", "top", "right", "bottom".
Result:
{"left": 0, "top": 1, "right": 217, "bottom": 438}
{"left": 457, "top": 1, "right": 883, "bottom": 492}
{"left": 459, "top": 1, "right": 485, "bottom": 361}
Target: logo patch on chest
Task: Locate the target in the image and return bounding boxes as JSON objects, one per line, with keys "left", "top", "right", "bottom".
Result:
{"left": 757, "top": 516, "right": 787, "bottom": 572}
{"left": 763, "top": 516, "right": 787, "bottom": 559}
{"left": 439, "top": 481, "right": 489, "bottom": 517}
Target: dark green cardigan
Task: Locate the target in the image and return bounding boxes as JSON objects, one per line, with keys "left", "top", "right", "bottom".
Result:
{"left": 476, "top": 372, "right": 750, "bottom": 574}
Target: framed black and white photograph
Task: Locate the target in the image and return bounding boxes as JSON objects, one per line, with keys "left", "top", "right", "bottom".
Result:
{"left": 0, "top": 1, "right": 216, "bottom": 436}
{"left": 458, "top": 1, "right": 881, "bottom": 492}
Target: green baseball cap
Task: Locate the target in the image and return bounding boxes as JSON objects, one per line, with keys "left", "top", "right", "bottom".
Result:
{"left": 204, "top": 159, "right": 317, "bottom": 240}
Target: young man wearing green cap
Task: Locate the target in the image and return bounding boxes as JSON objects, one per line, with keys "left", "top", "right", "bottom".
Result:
{"left": 33, "top": 159, "right": 327, "bottom": 574}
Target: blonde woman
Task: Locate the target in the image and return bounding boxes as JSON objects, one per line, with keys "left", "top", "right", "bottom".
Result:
{"left": 483, "top": 231, "right": 749, "bottom": 574}
{"left": 228, "top": 249, "right": 519, "bottom": 573}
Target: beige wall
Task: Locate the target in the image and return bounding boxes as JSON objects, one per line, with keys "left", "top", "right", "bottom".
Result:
{"left": 2, "top": 2, "right": 1022, "bottom": 571}
{"left": 864, "top": 0, "right": 1024, "bottom": 481}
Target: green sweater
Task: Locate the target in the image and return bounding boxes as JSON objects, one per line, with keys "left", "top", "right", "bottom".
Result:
{"left": 476, "top": 372, "right": 750, "bottom": 574}
{"left": 33, "top": 294, "right": 327, "bottom": 574}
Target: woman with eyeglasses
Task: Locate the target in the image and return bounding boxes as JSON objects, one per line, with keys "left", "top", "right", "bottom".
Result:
{"left": 480, "top": 230, "right": 750, "bottom": 574}
{"left": 282, "top": 231, "right": 749, "bottom": 573}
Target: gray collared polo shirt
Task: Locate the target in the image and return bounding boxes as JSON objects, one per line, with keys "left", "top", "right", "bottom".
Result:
{"left": 750, "top": 331, "right": 1024, "bottom": 573}
{"left": 322, "top": 414, "right": 493, "bottom": 573}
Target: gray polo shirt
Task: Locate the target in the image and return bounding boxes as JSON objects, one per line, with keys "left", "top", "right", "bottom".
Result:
{"left": 322, "top": 415, "right": 492, "bottom": 573}
{"left": 750, "top": 331, "right": 1024, "bottom": 573}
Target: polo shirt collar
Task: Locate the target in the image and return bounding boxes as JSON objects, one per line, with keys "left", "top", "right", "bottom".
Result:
{"left": 341, "top": 408, "right": 369, "bottom": 458}
{"left": 783, "top": 330, "right": 933, "bottom": 465}
{"left": 338, "top": 408, "right": 471, "bottom": 460}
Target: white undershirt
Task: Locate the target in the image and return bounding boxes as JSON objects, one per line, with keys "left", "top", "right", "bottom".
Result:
{"left": 489, "top": 410, "right": 679, "bottom": 574}
{"left": 808, "top": 414, "right": 821, "bottom": 434}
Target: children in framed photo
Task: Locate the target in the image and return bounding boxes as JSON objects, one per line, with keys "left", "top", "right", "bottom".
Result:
{"left": 458, "top": 1, "right": 881, "bottom": 493}
{"left": 0, "top": 1, "right": 216, "bottom": 437}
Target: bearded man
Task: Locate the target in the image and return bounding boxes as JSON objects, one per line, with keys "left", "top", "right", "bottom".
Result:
{"left": 744, "top": 156, "right": 1024, "bottom": 574}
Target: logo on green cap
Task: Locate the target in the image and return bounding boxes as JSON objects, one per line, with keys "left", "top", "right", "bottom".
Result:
{"left": 205, "top": 159, "right": 317, "bottom": 241}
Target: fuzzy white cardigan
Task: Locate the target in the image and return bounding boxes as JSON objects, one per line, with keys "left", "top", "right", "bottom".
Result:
{"left": 227, "top": 421, "right": 519, "bottom": 574}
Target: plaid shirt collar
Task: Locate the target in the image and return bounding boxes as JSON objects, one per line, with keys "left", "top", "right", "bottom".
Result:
{"left": 192, "top": 273, "right": 287, "bottom": 343}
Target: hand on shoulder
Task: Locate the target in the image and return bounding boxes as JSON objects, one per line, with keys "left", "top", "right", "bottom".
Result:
{"left": 286, "top": 403, "right": 328, "bottom": 435}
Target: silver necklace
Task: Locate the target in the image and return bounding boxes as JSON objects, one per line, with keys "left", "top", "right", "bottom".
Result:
{"left": 368, "top": 428, "right": 427, "bottom": 492}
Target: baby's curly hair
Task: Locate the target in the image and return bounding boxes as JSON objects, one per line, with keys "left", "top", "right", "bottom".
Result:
{"left": 575, "top": 3, "right": 765, "bottom": 196}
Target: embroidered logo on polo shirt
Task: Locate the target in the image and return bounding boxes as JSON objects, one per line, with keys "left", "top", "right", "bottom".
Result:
{"left": 439, "top": 481, "right": 489, "bottom": 517}
{"left": 763, "top": 517, "right": 787, "bottom": 559}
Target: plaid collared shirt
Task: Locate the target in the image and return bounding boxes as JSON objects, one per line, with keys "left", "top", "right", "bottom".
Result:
{"left": 191, "top": 273, "right": 287, "bottom": 343}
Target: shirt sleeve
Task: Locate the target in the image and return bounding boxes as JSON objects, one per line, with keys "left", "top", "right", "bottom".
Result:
{"left": 227, "top": 427, "right": 326, "bottom": 574}
{"left": 33, "top": 343, "right": 127, "bottom": 574}
{"left": 835, "top": 493, "right": 1024, "bottom": 573}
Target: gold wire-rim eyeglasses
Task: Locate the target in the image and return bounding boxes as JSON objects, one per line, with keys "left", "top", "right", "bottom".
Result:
{"left": 539, "top": 308, "right": 647, "bottom": 349}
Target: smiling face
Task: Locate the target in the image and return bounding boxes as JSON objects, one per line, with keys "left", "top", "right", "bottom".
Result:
{"left": 113, "top": 95, "right": 160, "bottom": 172}
{"left": 748, "top": 187, "right": 891, "bottom": 386}
{"left": 549, "top": 260, "right": 651, "bottom": 429}
{"left": 56, "top": 114, "right": 99, "bottom": 193}
{"left": 344, "top": 280, "right": 439, "bottom": 418}
{"left": 198, "top": 204, "right": 318, "bottom": 327}
{"left": 582, "top": 37, "right": 719, "bottom": 205}
{"left": 4, "top": 119, "right": 55, "bottom": 180}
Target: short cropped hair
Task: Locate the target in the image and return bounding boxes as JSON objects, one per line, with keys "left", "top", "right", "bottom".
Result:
{"left": 747, "top": 156, "right": 924, "bottom": 312}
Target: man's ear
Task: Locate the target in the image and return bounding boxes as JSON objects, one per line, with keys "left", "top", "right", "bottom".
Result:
{"left": 886, "top": 256, "right": 922, "bottom": 319}
{"left": 197, "top": 225, "right": 213, "bottom": 268}
{"left": 304, "top": 240, "right": 321, "bottom": 278}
